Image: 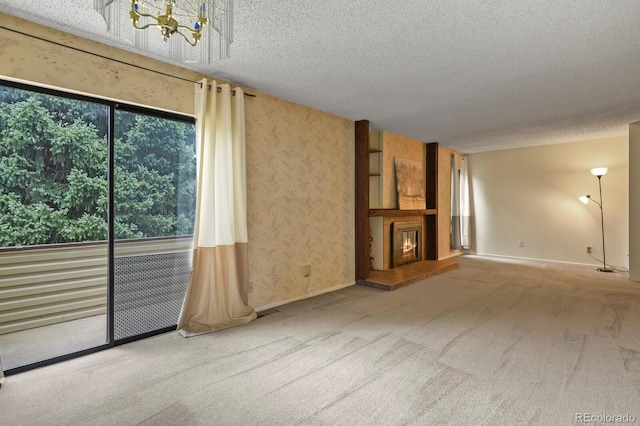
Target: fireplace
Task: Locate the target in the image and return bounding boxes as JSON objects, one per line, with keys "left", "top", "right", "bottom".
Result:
{"left": 392, "top": 221, "right": 422, "bottom": 267}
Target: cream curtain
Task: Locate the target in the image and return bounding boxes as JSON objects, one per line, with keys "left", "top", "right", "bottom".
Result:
{"left": 450, "top": 155, "right": 462, "bottom": 250}
{"left": 177, "top": 79, "right": 256, "bottom": 337}
{"left": 459, "top": 156, "right": 470, "bottom": 250}
{"left": 451, "top": 155, "right": 471, "bottom": 250}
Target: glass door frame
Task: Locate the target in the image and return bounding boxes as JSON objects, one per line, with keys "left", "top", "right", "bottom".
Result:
{"left": 1, "top": 79, "right": 195, "bottom": 376}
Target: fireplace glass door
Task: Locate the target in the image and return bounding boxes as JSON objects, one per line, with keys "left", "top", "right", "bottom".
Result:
{"left": 392, "top": 221, "right": 422, "bottom": 267}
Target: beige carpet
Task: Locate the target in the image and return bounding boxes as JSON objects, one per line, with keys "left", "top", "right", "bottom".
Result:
{"left": 1, "top": 255, "right": 639, "bottom": 425}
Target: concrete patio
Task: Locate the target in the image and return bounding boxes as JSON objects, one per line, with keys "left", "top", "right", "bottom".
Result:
{"left": 0, "top": 314, "right": 106, "bottom": 371}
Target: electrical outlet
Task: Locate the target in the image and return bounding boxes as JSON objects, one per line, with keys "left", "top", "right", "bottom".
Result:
{"left": 586, "top": 246, "right": 592, "bottom": 254}
{"left": 248, "top": 282, "right": 254, "bottom": 293}
{"left": 518, "top": 241, "right": 525, "bottom": 247}
{"left": 302, "top": 264, "right": 311, "bottom": 277}
{"left": 307, "top": 287, "right": 315, "bottom": 294}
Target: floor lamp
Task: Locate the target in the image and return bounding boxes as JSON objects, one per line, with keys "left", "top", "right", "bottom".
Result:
{"left": 579, "top": 167, "right": 614, "bottom": 272}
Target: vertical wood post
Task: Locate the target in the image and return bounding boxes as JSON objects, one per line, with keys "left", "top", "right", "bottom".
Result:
{"left": 425, "top": 142, "right": 439, "bottom": 260}
{"left": 355, "top": 120, "right": 370, "bottom": 281}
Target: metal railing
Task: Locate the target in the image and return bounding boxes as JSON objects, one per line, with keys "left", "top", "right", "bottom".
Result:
{"left": 0, "top": 237, "right": 192, "bottom": 335}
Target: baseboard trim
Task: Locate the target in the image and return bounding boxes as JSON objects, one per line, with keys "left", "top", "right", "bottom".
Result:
{"left": 467, "top": 253, "right": 598, "bottom": 269}
{"left": 254, "top": 281, "right": 356, "bottom": 313}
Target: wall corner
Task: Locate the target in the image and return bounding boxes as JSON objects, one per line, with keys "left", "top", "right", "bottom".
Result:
{"left": 630, "top": 122, "right": 640, "bottom": 282}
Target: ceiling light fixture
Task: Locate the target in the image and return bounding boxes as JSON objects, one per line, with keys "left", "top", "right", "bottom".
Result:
{"left": 129, "top": 0, "right": 207, "bottom": 46}
{"left": 94, "top": 0, "right": 232, "bottom": 64}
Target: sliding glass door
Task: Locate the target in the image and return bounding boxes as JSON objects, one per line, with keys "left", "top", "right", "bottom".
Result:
{"left": 0, "top": 81, "right": 196, "bottom": 373}
{"left": 0, "top": 83, "right": 109, "bottom": 370}
{"left": 112, "top": 108, "right": 196, "bottom": 342}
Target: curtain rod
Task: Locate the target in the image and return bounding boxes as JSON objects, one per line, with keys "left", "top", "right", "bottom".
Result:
{"left": 214, "top": 86, "right": 256, "bottom": 97}
{"left": 0, "top": 25, "right": 255, "bottom": 97}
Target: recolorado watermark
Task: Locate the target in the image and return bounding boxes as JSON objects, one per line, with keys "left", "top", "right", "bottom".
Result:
{"left": 576, "top": 413, "right": 636, "bottom": 423}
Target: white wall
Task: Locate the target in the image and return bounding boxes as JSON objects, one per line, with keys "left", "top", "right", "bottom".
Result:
{"left": 630, "top": 123, "right": 640, "bottom": 281}
{"left": 467, "top": 136, "right": 629, "bottom": 268}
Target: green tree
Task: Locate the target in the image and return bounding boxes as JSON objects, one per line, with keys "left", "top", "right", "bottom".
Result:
{"left": 0, "top": 86, "right": 196, "bottom": 247}
{"left": 114, "top": 112, "right": 196, "bottom": 239}
{"left": 0, "top": 96, "right": 108, "bottom": 245}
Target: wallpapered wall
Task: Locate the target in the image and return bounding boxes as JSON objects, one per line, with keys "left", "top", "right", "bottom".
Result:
{"left": 0, "top": 14, "right": 356, "bottom": 309}
{"left": 0, "top": 14, "right": 200, "bottom": 115}
{"left": 245, "top": 95, "right": 354, "bottom": 307}
{"left": 381, "top": 131, "right": 425, "bottom": 209}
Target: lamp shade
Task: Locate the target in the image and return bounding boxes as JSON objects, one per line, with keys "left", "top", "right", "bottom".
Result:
{"left": 590, "top": 167, "right": 608, "bottom": 177}
{"left": 579, "top": 195, "right": 591, "bottom": 204}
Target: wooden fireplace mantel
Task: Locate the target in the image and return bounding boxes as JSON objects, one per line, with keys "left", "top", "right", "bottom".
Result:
{"left": 369, "top": 209, "right": 436, "bottom": 217}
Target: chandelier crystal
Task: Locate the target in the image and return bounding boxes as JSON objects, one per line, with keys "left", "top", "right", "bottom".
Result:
{"left": 94, "top": 0, "right": 232, "bottom": 64}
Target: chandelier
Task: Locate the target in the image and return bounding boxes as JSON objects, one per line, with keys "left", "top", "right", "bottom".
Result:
{"left": 94, "top": 0, "right": 233, "bottom": 64}
{"left": 130, "top": 1, "right": 208, "bottom": 46}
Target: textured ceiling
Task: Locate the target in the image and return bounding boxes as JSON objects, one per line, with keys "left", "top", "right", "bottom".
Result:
{"left": 1, "top": 1, "right": 640, "bottom": 153}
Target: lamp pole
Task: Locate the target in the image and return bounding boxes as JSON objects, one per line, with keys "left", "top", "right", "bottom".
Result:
{"left": 595, "top": 174, "right": 613, "bottom": 272}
